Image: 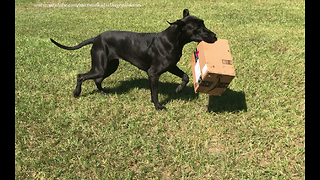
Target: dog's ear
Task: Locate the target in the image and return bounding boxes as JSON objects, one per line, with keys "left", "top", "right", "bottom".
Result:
{"left": 167, "top": 20, "right": 187, "bottom": 32}
{"left": 183, "top": 9, "right": 190, "bottom": 18}
{"left": 167, "top": 19, "right": 186, "bottom": 27}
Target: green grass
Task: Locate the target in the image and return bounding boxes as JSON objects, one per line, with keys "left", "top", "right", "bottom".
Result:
{"left": 15, "top": 0, "right": 305, "bottom": 179}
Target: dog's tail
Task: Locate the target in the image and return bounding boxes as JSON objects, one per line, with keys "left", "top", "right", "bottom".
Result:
{"left": 50, "top": 37, "right": 95, "bottom": 50}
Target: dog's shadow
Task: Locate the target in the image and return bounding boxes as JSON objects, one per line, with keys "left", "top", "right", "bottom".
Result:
{"left": 87, "top": 78, "right": 247, "bottom": 113}
{"left": 98, "top": 78, "right": 199, "bottom": 105}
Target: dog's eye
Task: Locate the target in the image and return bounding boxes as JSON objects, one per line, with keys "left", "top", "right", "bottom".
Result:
{"left": 196, "top": 26, "right": 203, "bottom": 33}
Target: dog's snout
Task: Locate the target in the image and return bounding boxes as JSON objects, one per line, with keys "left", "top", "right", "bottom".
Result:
{"left": 213, "top": 33, "right": 217, "bottom": 40}
{"left": 203, "top": 32, "right": 217, "bottom": 43}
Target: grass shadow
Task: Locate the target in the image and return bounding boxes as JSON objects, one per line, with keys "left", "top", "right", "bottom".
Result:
{"left": 87, "top": 78, "right": 199, "bottom": 105}
{"left": 207, "top": 89, "right": 247, "bottom": 113}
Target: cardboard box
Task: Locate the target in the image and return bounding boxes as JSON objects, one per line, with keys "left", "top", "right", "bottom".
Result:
{"left": 191, "top": 39, "right": 235, "bottom": 95}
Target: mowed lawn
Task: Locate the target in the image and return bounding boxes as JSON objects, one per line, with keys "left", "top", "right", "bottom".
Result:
{"left": 15, "top": 0, "right": 305, "bottom": 179}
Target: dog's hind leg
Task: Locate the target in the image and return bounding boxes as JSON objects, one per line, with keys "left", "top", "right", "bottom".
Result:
{"left": 94, "top": 59, "right": 119, "bottom": 95}
{"left": 73, "top": 67, "right": 105, "bottom": 97}
{"left": 73, "top": 40, "right": 107, "bottom": 98}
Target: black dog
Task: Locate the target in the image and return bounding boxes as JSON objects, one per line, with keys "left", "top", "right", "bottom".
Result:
{"left": 50, "top": 9, "right": 217, "bottom": 110}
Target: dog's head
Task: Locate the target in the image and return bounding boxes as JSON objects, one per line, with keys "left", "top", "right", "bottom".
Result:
{"left": 167, "top": 9, "right": 217, "bottom": 43}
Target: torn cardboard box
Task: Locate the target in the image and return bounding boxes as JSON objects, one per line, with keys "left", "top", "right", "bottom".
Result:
{"left": 191, "top": 39, "right": 235, "bottom": 95}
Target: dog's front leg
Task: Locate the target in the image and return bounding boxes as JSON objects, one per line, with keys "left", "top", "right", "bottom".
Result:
{"left": 147, "top": 69, "right": 166, "bottom": 110}
{"left": 168, "top": 66, "right": 189, "bottom": 93}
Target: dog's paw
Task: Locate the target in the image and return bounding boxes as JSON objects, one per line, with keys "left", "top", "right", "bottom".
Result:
{"left": 73, "top": 90, "right": 81, "bottom": 98}
{"left": 100, "top": 89, "right": 108, "bottom": 95}
{"left": 175, "top": 85, "right": 184, "bottom": 93}
{"left": 155, "top": 105, "right": 167, "bottom": 111}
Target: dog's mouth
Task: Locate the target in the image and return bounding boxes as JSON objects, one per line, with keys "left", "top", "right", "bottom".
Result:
{"left": 203, "top": 36, "right": 217, "bottom": 43}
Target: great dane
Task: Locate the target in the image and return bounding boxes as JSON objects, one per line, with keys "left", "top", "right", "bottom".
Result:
{"left": 50, "top": 9, "right": 217, "bottom": 110}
